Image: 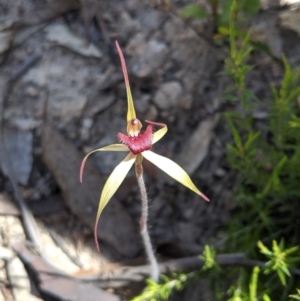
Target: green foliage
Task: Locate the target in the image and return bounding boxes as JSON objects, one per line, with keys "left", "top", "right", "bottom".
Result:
{"left": 225, "top": 268, "right": 264, "bottom": 301}
{"left": 269, "top": 57, "right": 300, "bottom": 149}
{"left": 290, "top": 289, "right": 300, "bottom": 300}
{"left": 179, "top": 4, "right": 209, "bottom": 19}
{"left": 249, "top": 266, "right": 260, "bottom": 301}
{"left": 132, "top": 241, "right": 299, "bottom": 301}
{"left": 179, "top": 0, "right": 260, "bottom": 30}
{"left": 222, "top": 0, "right": 300, "bottom": 299}
{"left": 257, "top": 240, "right": 299, "bottom": 286}
{"left": 130, "top": 245, "right": 217, "bottom": 301}
{"left": 223, "top": 0, "right": 300, "bottom": 257}
{"left": 222, "top": 1, "right": 254, "bottom": 109}
{"left": 132, "top": 1, "right": 300, "bottom": 300}
{"left": 225, "top": 240, "right": 299, "bottom": 300}
{"left": 130, "top": 273, "right": 190, "bottom": 301}
{"left": 200, "top": 245, "right": 218, "bottom": 271}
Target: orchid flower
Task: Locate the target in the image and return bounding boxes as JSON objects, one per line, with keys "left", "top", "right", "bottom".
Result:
{"left": 80, "top": 41, "right": 209, "bottom": 256}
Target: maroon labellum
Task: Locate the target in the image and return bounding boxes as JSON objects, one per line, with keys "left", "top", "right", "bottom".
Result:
{"left": 118, "top": 122, "right": 153, "bottom": 155}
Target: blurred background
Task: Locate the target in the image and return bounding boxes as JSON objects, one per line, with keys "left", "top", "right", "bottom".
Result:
{"left": 0, "top": 0, "right": 300, "bottom": 300}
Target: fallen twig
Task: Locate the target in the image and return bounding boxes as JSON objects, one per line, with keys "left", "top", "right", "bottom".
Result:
{"left": 49, "top": 230, "right": 84, "bottom": 268}
{"left": 0, "top": 282, "right": 13, "bottom": 301}
{"left": 11, "top": 241, "right": 119, "bottom": 301}
{"left": 12, "top": 241, "right": 300, "bottom": 289}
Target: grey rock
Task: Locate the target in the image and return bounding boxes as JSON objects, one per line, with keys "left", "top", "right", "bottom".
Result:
{"left": 149, "top": 196, "right": 175, "bottom": 244}
{"left": 4, "top": 129, "right": 33, "bottom": 185}
{"left": 144, "top": 39, "right": 167, "bottom": 68}
{"left": 24, "top": 85, "right": 39, "bottom": 98}
{"left": 260, "top": 0, "right": 280, "bottom": 9}
{"left": 126, "top": 0, "right": 142, "bottom": 12}
{"left": 23, "top": 49, "right": 97, "bottom": 128}
{"left": 214, "top": 167, "right": 227, "bottom": 178}
{"left": 47, "top": 23, "right": 102, "bottom": 59}
{"left": 82, "top": 118, "right": 93, "bottom": 129}
{"left": 176, "top": 115, "right": 220, "bottom": 175}
{"left": 118, "top": 11, "right": 139, "bottom": 40}
{"left": 127, "top": 36, "right": 167, "bottom": 77}
{"left": 170, "top": 279, "right": 212, "bottom": 301}
{"left": 171, "top": 34, "right": 213, "bottom": 74}
{"left": 251, "top": 12, "right": 282, "bottom": 57}
{"left": 83, "top": 93, "right": 115, "bottom": 117}
{"left": 0, "top": 31, "right": 12, "bottom": 55}
{"left": 126, "top": 32, "right": 147, "bottom": 56}
{"left": 163, "top": 15, "right": 217, "bottom": 94}
{"left": 178, "top": 95, "right": 193, "bottom": 110}
{"left": 253, "top": 110, "right": 268, "bottom": 119}
{"left": 135, "top": 93, "right": 151, "bottom": 113}
{"left": 137, "top": 8, "right": 166, "bottom": 34}
{"left": 10, "top": 118, "right": 42, "bottom": 131}
{"left": 280, "top": 8, "right": 300, "bottom": 35}
{"left": 145, "top": 105, "right": 158, "bottom": 120}
{"left": 174, "top": 222, "right": 202, "bottom": 253}
{"left": 189, "top": 18, "right": 213, "bottom": 37}
{"left": 51, "top": 96, "right": 88, "bottom": 124}
{"left": 80, "top": 118, "right": 94, "bottom": 141}
{"left": 93, "top": 135, "right": 128, "bottom": 175}
{"left": 154, "top": 81, "right": 183, "bottom": 110}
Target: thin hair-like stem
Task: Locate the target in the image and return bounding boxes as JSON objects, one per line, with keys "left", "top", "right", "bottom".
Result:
{"left": 135, "top": 156, "right": 159, "bottom": 281}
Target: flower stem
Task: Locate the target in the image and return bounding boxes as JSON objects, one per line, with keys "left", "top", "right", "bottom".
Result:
{"left": 135, "top": 155, "right": 159, "bottom": 281}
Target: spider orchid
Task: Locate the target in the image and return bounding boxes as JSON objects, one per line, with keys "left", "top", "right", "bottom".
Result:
{"left": 80, "top": 41, "right": 209, "bottom": 252}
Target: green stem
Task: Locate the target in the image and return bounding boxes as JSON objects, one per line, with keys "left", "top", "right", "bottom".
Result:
{"left": 249, "top": 266, "right": 260, "bottom": 301}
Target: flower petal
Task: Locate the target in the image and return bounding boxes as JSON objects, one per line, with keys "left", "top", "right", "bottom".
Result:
{"left": 145, "top": 120, "right": 168, "bottom": 144}
{"left": 115, "top": 41, "right": 136, "bottom": 122}
{"left": 94, "top": 152, "right": 136, "bottom": 250}
{"left": 142, "top": 150, "right": 209, "bottom": 202}
{"left": 80, "top": 144, "right": 129, "bottom": 183}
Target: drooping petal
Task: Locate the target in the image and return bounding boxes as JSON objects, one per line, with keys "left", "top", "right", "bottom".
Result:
{"left": 146, "top": 120, "right": 168, "bottom": 144}
{"left": 142, "top": 150, "right": 210, "bottom": 202}
{"left": 80, "top": 144, "right": 129, "bottom": 182}
{"left": 115, "top": 41, "right": 136, "bottom": 122}
{"left": 94, "top": 152, "right": 136, "bottom": 251}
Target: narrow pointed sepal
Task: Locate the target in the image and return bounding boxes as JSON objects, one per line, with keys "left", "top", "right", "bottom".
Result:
{"left": 146, "top": 120, "right": 168, "bottom": 144}
{"left": 80, "top": 144, "right": 129, "bottom": 183}
{"left": 94, "top": 152, "right": 136, "bottom": 251}
{"left": 115, "top": 41, "right": 136, "bottom": 122}
{"left": 142, "top": 150, "right": 209, "bottom": 202}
